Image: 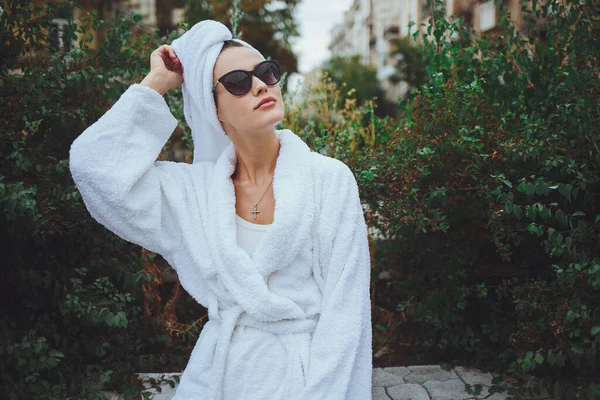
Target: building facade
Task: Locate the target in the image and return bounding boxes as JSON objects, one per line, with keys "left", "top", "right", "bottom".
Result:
{"left": 329, "top": 0, "right": 535, "bottom": 102}
{"left": 30, "top": 0, "right": 186, "bottom": 51}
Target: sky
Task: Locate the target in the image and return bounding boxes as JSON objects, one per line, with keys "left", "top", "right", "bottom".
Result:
{"left": 287, "top": 0, "right": 353, "bottom": 92}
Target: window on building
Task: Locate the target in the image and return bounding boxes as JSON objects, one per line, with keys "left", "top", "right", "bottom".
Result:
{"left": 48, "top": 3, "right": 74, "bottom": 51}
{"left": 48, "top": 18, "right": 71, "bottom": 51}
{"left": 479, "top": 0, "right": 496, "bottom": 31}
{"left": 385, "top": 25, "right": 399, "bottom": 36}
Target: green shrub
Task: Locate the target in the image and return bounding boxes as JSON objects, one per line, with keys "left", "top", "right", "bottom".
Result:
{"left": 0, "top": 3, "right": 201, "bottom": 399}
{"left": 3, "top": 0, "right": 600, "bottom": 398}
{"left": 322, "top": 55, "right": 396, "bottom": 117}
{"left": 288, "top": 0, "right": 600, "bottom": 397}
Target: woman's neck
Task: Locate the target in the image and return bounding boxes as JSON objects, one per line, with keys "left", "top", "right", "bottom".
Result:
{"left": 232, "top": 130, "right": 280, "bottom": 186}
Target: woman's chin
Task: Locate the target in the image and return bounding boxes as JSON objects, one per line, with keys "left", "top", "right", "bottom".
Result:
{"left": 259, "top": 109, "right": 285, "bottom": 128}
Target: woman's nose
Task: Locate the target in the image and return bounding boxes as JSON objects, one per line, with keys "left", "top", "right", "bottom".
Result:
{"left": 251, "top": 74, "right": 267, "bottom": 94}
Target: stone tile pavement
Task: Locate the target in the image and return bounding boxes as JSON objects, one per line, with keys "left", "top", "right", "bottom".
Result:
{"left": 372, "top": 365, "right": 542, "bottom": 400}
{"left": 102, "top": 365, "right": 557, "bottom": 399}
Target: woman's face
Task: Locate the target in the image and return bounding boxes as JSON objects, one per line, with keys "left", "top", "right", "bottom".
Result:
{"left": 213, "top": 46, "right": 285, "bottom": 136}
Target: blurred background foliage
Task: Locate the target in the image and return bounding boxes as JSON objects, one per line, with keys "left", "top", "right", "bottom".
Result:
{"left": 1, "top": 0, "right": 599, "bottom": 399}
{"left": 387, "top": 35, "right": 430, "bottom": 102}
{"left": 321, "top": 54, "right": 397, "bottom": 118}
{"left": 184, "top": 0, "right": 300, "bottom": 93}
{"left": 285, "top": 0, "right": 600, "bottom": 398}
{"left": 0, "top": 2, "right": 203, "bottom": 399}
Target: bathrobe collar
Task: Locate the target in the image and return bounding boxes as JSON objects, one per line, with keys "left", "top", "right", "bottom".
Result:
{"left": 207, "top": 129, "right": 316, "bottom": 322}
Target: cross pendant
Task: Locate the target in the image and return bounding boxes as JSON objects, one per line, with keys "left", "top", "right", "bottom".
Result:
{"left": 251, "top": 204, "right": 260, "bottom": 219}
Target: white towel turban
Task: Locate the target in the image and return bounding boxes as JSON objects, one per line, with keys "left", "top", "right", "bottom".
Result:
{"left": 170, "top": 20, "right": 265, "bottom": 163}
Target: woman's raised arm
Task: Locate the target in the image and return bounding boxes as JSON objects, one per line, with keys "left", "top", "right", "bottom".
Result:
{"left": 69, "top": 45, "right": 191, "bottom": 256}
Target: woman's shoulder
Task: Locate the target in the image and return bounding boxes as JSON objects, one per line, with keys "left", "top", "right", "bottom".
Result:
{"left": 308, "top": 151, "right": 355, "bottom": 181}
{"left": 307, "top": 152, "right": 358, "bottom": 208}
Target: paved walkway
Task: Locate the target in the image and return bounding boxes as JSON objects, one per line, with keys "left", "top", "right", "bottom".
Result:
{"left": 102, "top": 365, "right": 555, "bottom": 399}
{"left": 373, "top": 365, "right": 527, "bottom": 400}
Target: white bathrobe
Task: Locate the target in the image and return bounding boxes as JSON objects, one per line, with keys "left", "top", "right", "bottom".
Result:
{"left": 69, "top": 83, "right": 373, "bottom": 400}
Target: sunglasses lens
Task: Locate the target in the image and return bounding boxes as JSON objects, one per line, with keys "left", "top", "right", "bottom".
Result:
{"left": 218, "top": 61, "right": 281, "bottom": 95}
{"left": 222, "top": 71, "right": 252, "bottom": 95}
{"left": 256, "top": 61, "right": 280, "bottom": 85}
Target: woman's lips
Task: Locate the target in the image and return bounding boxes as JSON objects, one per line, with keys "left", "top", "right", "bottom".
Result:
{"left": 257, "top": 100, "right": 276, "bottom": 110}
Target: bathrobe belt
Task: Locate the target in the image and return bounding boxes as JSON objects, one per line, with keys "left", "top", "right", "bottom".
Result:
{"left": 207, "top": 303, "right": 319, "bottom": 400}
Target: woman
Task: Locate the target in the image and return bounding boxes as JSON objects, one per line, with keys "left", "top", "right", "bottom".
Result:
{"left": 69, "top": 20, "right": 372, "bottom": 400}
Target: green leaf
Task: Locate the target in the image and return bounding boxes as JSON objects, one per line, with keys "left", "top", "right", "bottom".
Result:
{"left": 558, "top": 184, "right": 572, "bottom": 202}
{"left": 592, "top": 326, "right": 600, "bottom": 336}
{"left": 104, "top": 312, "right": 115, "bottom": 326}
{"left": 556, "top": 234, "right": 563, "bottom": 245}
{"left": 49, "top": 349, "right": 65, "bottom": 358}
{"left": 556, "top": 209, "right": 568, "bottom": 227}
{"left": 117, "top": 311, "right": 128, "bottom": 328}
{"left": 571, "top": 346, "right": 584, "bottom": 354}
{"left": 525, "top": 184, "right": 535, "bottom": 196}
{"left": 539, "top": 205, "right": 551, "bottom": 221}
{"left": 535, "top": 353, "right": 545, "bottom": 364}
{"left": 535, "top": 184, "right": 548, "bottom": 196}
{"left": 514, "top": 205, "right": 523, "bottom": 220}
{"left": 100, "top": 370, "right": 112, "bottom": 384}
{"left": 555, "top": 352, "right": 565, "bottom": 367}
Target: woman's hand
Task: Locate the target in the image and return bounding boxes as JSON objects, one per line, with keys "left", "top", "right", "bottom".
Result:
{"left": 140, "top": 44, "right": 183, "bottom": 95}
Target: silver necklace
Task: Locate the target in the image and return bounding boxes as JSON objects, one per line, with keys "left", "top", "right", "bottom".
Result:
{"left": 234, "top": 171, "right": 274, "bottom": 220}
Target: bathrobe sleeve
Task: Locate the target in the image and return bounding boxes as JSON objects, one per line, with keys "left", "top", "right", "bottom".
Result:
{"left": 297, "top": 163, "right": 373, "bottom": 400}
{"left": 69, "top": 83, "right": 187, "bottom": 256}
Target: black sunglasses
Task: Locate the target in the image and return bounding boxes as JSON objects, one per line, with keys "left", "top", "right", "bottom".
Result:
{"left": 212, "top": 59, "right": 281, "bottom": 96}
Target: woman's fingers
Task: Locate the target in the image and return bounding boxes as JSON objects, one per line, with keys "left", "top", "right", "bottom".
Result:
{"left": 165, "top": 45, "right": 178, "bottom": 62}
{"left": 150, "top": 45, "right": 183, "bottom": 89}
{"left": 156, "top": 45, "right": 179, "bottom": 72}
{"left": 168, "top": 50, "right": 182, "bottom": 75}
{"left": 171, "top": 53, "right": 181, "bottom": 67}
{"left": 145, "top": 45, "right": 183, "bottom": 93}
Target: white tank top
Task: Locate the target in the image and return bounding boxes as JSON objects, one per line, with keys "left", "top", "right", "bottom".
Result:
{"left": 235, "top": 214, "right": 272, "bottom": 259}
